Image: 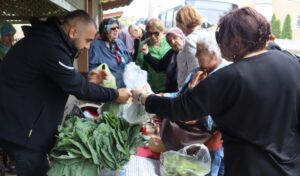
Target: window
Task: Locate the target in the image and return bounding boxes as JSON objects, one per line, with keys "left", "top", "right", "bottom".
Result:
{"left": 166, "top": 10, "right": 173, "bottom": 28}
{"left": 173, "top": 9, "right": 179, "bottom": 27}
{"left": 186, "top": 0, "right": 239, "bottom": 25}
{"left": 159, "top": 13, "right": 166, "bottom": 28}
{"left": 297, "top": 16, "right": 300, "bottom": 28}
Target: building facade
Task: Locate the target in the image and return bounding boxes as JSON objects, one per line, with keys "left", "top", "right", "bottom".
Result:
{"left": 272, "top": 0, "right": 300, "bottom": 40}
{"left": 238, "top": 0, "right": 300, "bottom": 40}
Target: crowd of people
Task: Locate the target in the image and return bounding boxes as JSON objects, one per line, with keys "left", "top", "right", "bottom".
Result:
{"left": 132, "top": 6, "right": 300, "bottom": 176}
{"left": 0, "top": 5, "right": 300, "bottom": 176}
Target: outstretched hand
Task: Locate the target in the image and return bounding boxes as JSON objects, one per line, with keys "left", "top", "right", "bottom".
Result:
{"left": 205, "top": 131, "right": 223, "bottom": 152}
{"left": 142, "top": 44, "right": 149, "bottom": 55}
{"left": 115, "top": 88, "right": 132, "bottom": 104}
{"left": 132, "top": 84, "right": 154, "bottom": 105}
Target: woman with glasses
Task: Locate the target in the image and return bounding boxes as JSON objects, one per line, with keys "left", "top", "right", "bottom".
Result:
{"left": 89, "top": 18, "right": 131, "bottom": 88}
{"left": 135, "top": 18, "right": 171, "bottom": 93}
{"left": 133, "top": 7, "right": 300, "bottom": 176}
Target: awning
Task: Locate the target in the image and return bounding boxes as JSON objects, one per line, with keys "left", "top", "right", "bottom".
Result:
{"left": 103, "top": 11, "right": 124, "bottom": 19}
{"left": 100, "top": 0, "right": 133, "bottom": 10}
{"left": 0, "top": 0, "right": 69, "bottom": 23}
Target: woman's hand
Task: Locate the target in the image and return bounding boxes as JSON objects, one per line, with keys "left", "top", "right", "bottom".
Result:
{"left": 115, "top": 88, "right": 132, "bottom": 104}
{"left": 205, "top": 131, "right": 223, "bottom": 152}
{"left": 131, "top": 89, "right": 147, "bottom": 105}
{"left": 142, "top": 44, "right": 149, "bottom": 55}
{"left": 132, "top": 84, "right": 153, "bottom": 105}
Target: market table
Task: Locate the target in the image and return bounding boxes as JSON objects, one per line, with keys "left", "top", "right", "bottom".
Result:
{"left": 123, "top": 154, "right": 160, "bottom": 176}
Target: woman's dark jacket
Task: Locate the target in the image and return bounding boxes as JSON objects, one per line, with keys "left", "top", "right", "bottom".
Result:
{"left": 132, "top": 29, "right": 146, "bottom": 60}
{"left": 144, "top": 49, "right": 178, "bottom": 92}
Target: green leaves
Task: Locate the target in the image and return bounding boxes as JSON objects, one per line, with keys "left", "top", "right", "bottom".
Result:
{"left": 282, "top": 14, "right": 292, "bottom": 39}
{"left": 271, "top": 13, "right": 281, "bottom": 39}
{"left": 48, "top": 112, "right": 144, "bottom": 176}
{"left": 47, "top": 160, "right": 98, "bottom": 176}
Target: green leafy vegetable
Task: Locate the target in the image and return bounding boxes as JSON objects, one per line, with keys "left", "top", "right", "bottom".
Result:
{"left": 48, "top": 112, "right": 145, "bottom": 176}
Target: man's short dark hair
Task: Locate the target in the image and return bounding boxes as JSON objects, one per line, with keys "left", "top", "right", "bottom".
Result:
{"left": 62, "top": 10, "right": 95, "bottom": 27}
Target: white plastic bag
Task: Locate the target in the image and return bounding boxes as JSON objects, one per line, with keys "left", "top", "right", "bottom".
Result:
{"left": 123, "top": 62, "right": 148, "bottom": 90}
{"left": 121, "top": 62, "right": 152, "bottom": 124}
{"left": 160, "top": 144, "right": 211, "bottom": 176}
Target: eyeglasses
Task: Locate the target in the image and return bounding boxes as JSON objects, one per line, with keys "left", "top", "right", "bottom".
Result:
{"left": 147, "top": 31, "right": 160, "bottom": 37}
{"left": 110, "top": 26, "right": 119, "bottom": 31}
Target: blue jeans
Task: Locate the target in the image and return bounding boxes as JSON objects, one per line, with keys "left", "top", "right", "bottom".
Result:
{"left": 207, "top": 147, "right": 224, "bottom": 176}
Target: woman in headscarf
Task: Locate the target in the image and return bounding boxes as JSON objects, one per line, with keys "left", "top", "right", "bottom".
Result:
{"left": 0, "top": 21, "right": 17, "bottom": 173}
{"left": 0, "top": 21, "right": 16, "bottom": 62}
{"left": 142, "top": 27, "right": 185, "bottom": 93}
{"left": 88, "top": 18, "right": 131, "bottom": 88}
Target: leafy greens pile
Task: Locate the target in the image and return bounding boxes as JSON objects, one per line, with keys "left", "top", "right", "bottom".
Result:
{"left": 47, "top": 112, "right": 144, "bottom": 176}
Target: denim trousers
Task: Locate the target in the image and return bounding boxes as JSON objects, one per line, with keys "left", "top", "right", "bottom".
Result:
{"left": 207, "top": 147, "right": 225, "bottom": 176}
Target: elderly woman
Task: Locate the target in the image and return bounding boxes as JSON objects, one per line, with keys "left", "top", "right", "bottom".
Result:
{"left": 160, "top": 30, "right": 230, "bottom": 176}
{"left": 175, "top": 5, "right": 203, "bottom": 88}
{"left": 88, "top": 18, "right": 131, "bottom": 88}
{"left": 128, "top": 24, "right": 147, "bottom": 61}
{"left": 136, "top": 18, "right": 171, "bottom": 93}
{"left": 133, "top": 7, "right": 300, "bottom": 176}
{"left": 0, "top": 21, "right": 16, "bottom": 62}
{"left": 142, "top": 27, "right": 185, "bottom": 92}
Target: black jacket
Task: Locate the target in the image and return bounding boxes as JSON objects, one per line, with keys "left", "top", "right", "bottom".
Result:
{"left": 144, "top": 49, "right": 178, "bottom": 92}
{"left": 132, "top": 29, "right": 146, "bottom": 60}
{"left": 0, "top": 18, "right": 118, "bottom": 152}
{"left": 145, "top": 50, "right": 300, "bottom": 176}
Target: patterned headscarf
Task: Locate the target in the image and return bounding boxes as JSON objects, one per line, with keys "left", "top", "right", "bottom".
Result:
{"left": 98, "top": 18, "right": 119, "bottom": 42}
